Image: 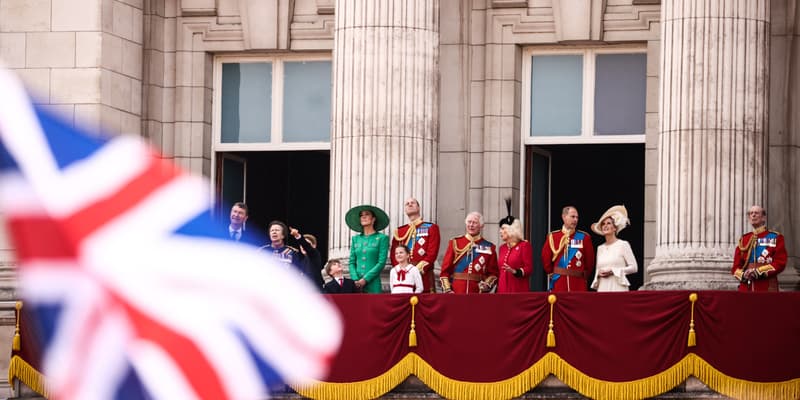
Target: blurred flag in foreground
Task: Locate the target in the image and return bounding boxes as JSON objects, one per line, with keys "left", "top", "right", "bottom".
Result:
{"left": 0, "top": 68, "right": 342, "bottom": 399}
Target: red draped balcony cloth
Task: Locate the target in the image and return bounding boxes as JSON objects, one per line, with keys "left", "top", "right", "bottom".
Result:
{"left": 9, "top": 292, "right": 800, "bottom": 399}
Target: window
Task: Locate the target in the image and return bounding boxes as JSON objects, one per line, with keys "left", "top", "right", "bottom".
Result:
{"left": 214, "top": 56, "right": 332, "bottom": 150}
{"left": 523, "top": 48, "right": 647, "bottom": 144}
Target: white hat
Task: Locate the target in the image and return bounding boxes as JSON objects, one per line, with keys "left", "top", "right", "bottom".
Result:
{"left": 591, "top": 205, "right": 630, "bottom": 235}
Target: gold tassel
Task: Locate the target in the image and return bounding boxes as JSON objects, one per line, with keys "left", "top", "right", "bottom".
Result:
{"left": 409, "top": 296, "right": 418, "bottom": 347}
{"left": 546, "top": 294, "right": 556, "bottom": 348}
{"left": 687, "top": 293, "right": 697, "bottom": 347}
{"left": 12, "top": 301, "right": 22, "bottom": 351}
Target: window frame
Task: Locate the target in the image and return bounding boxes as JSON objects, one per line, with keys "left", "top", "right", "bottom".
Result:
{"left": 521, "top": 46, "right": 647, "bottom": 145}
{"left": 212, "top": 53, "right": 333, "bottom": 152}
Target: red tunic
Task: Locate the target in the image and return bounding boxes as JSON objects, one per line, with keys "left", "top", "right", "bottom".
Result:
{"left": 541, "top": 229, "right": 595, "bottom": 292}
{"left": 391, "top": 220, "right": 441, "bottom": 293}
{"left": 731, "top": 227, "right": 787, "bottom": 292}
{"left": 497, "top": 240, "right": 533, "bottom": 293}
{"left": 440, "top": 235, "right": 499, "bottom": 294}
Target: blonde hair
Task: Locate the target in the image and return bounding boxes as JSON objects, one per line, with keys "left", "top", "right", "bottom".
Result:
{"left": 502, "top": 219, "right": 524, "bottom": 241}
{"left": 324, "top": 259, "right": 341, "bottom": 276}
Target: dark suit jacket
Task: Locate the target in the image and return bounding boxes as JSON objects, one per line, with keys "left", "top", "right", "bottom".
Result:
{"left": 225, "top": 225, "right": 265, "bottom": 247}
{"left": 292, "top": 235, "right": 324, "bottom": 291}
{"left": 323, "top": 277, "right": 359, "bottom": 294}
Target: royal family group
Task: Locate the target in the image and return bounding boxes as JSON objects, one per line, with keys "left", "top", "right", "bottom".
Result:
{"left": 225, "top": 199, "right": 786, "bottom": 294}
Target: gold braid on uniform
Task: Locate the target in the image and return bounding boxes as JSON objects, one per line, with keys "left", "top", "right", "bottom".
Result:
{"left": 452, "top": 234, "right": 478, "bottom": 262}
{"left": 393, "top": 219, "right": 422, "bottom": 243}
{"left": 738, "top": 226, "right": 765, "bottom": 267}
{"left": 548, "top": 228, "right": 574, "bottom": 263}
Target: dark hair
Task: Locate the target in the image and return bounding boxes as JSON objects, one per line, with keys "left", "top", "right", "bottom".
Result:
{"left": 233, "top": 202, "right": 248, "bottom": 215}
{"left": 268, "top": 220, "right": 288, "bottom": 240}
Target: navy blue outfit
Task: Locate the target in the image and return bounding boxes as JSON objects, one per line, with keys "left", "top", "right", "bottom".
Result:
{"left": 259, "top": 243, "right": 304, "bottom": 275}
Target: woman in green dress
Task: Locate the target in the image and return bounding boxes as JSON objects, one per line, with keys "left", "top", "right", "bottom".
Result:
{"left": 346, "top": 204, "right": 390, "bottom": 293}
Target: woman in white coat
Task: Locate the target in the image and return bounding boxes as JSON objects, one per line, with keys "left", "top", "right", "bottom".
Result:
{"left": 590, "top": 205, "right": 637, "bottom": 292}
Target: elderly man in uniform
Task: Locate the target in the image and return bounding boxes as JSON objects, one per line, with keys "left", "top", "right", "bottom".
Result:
{"left": 391, "top": 197, "right": 441, "bottom": 293}
{"left": 731, "top": 205, "right": 787, "bottom": 292}
{"left": 542, "top": 206, "right": 595, "bottom": 292}
{"left": 439, "top": 212, "right": 498, "bottom": 294}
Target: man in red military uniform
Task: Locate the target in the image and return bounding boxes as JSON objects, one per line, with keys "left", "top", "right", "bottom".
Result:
{"left": 391, "top": 197, "right": 441, "bottom": 293}
{"left": 440, "top": 212, "right": 499, "bottom": 294}
{"left": 731, "top": 205, "right": 787, "bottom": 292}
{"left": 541, "top": 206, "right": 595, "bottom": 292}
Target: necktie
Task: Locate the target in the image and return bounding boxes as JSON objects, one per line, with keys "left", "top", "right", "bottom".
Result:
{"left": 339, "top": 278, "right": 344, "bottom": 286}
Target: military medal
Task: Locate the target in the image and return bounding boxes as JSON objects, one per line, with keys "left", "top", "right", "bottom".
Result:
{"left": 418, "top": 249, "right": 425, "bottom": 256}
{"left": 576, "top": 261, "right": 582, "bottom": 267}
{"left": 576, "top": 251, "right": 582, "bottom": 259}
{"left": 479, "top": 256, "right": 485, "bottom": 264}
{"left": 418, "top": 237, "right": 425, "bottom": 245}
{"left": 475, "top": 264, "right": 482, "bottom": 272}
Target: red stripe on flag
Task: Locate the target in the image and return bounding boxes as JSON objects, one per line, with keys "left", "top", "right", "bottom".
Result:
{"left": 64, "top": 156, "right": 180, "bottom": 244}
{"left": 7, "top": 215, "right": 78, "bottom": 260}
{"left": 121, "top": 297, "right": 230, "bottom": 400}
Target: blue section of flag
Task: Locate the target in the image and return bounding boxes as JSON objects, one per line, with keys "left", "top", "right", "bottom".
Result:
{"left": 33, "top": 105, "right": 106, "bottom": 170}
{"left": 173, "top": 210, "right": 229, "bottom": 241}
{"left": 114, "top": 364, "right": 153, "bottom": 400}
{"left": 234, "top": 328, "right": 284, "bottom": 387}
{"left": 29, "top": 303, "right": 62, "bottom": 354}
{"left": 0, "top": 140, "right": 18, "bottom": 171}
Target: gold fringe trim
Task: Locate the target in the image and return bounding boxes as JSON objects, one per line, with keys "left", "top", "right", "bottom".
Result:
{"left": 687, "top": 292, "right": 697, "bottom": 347}
{"left": 292, "top": 353, "right": 417, "bottom": 400}
{"left": 691, "top": 354, "right": 800, "bottom": 400}
{"left": 8, "top": 355, "right": 50, "bottom": 398}
{"left": 292, "top": 352, "right": 800, "bottom": 400}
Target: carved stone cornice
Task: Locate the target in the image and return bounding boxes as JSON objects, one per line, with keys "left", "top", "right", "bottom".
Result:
{"left": 490, "top": 0, "right": 527, "bottom": 8}
{"left": 315, "top": 0, "right": 334, "bottom": 15}
{"left": 176, "top": 18, "right": 245, "bottom": 52}
{"left": 487, "top": 9, "right": 556, "bottom": 44}
{"left": 291, "top": 15, "right": 335, "bottom": 43}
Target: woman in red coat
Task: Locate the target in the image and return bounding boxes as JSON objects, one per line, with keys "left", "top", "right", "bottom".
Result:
{"left": 497, "top": 200, "right": 533, "bottom": 293}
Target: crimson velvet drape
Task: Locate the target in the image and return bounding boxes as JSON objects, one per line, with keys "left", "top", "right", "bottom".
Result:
{"left": 312, "top": 291, "right": 800, "bottom": 399}
{"left": 10, "top": 292, "right": 800, "bottom": 399}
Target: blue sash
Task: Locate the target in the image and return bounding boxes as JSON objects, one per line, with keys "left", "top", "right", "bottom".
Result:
{"left": 405, "top": 223, "right": 432, "bottom": 250}
{"left": 749, "top": 232, "right": 777, "bottom": 263}
{"left": 549, "top": 232, "right": 585, "bottom": 291}
{"left": 453, "top": 239, "right": 490, "bottom": 274}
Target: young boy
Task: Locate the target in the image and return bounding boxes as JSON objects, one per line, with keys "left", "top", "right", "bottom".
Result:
{"left": 323, "top": 259, "right": 359, "bottom": 294}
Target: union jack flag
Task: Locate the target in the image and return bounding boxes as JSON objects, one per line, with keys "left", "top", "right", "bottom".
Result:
{"left": 0, "top": 68, "right": 342, "bottom": 399}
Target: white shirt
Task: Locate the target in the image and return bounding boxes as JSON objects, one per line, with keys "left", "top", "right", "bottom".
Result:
{"left": 591, "top": 239, "right": 638, "bottom": 292}
{"left": 389, "top": 264, "right": 423, "bottom": 294}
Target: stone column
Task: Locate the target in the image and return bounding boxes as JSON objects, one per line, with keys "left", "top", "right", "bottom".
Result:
{"left": 328, "top": 0, "right": 440, "bottom": 262}
{"left": 645, "top": 0, "right": 770, "bottom": 289}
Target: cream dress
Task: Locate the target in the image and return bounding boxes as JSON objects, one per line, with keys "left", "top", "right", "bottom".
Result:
{"left": 591, "top": 239, "right": 637, "bottom": 292}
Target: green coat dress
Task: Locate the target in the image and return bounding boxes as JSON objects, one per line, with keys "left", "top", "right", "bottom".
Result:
{"left": 349, "top": 232, "right": 389, "bottom": 293}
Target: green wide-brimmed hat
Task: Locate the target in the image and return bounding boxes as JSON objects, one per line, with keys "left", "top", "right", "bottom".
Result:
{"left": 345, "top": 204, "right": 390, "bottom": 232}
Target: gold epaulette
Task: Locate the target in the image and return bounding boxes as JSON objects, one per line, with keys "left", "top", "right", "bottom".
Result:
{"left": 451, "top": 236, "right": 475, "bottom": 263}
